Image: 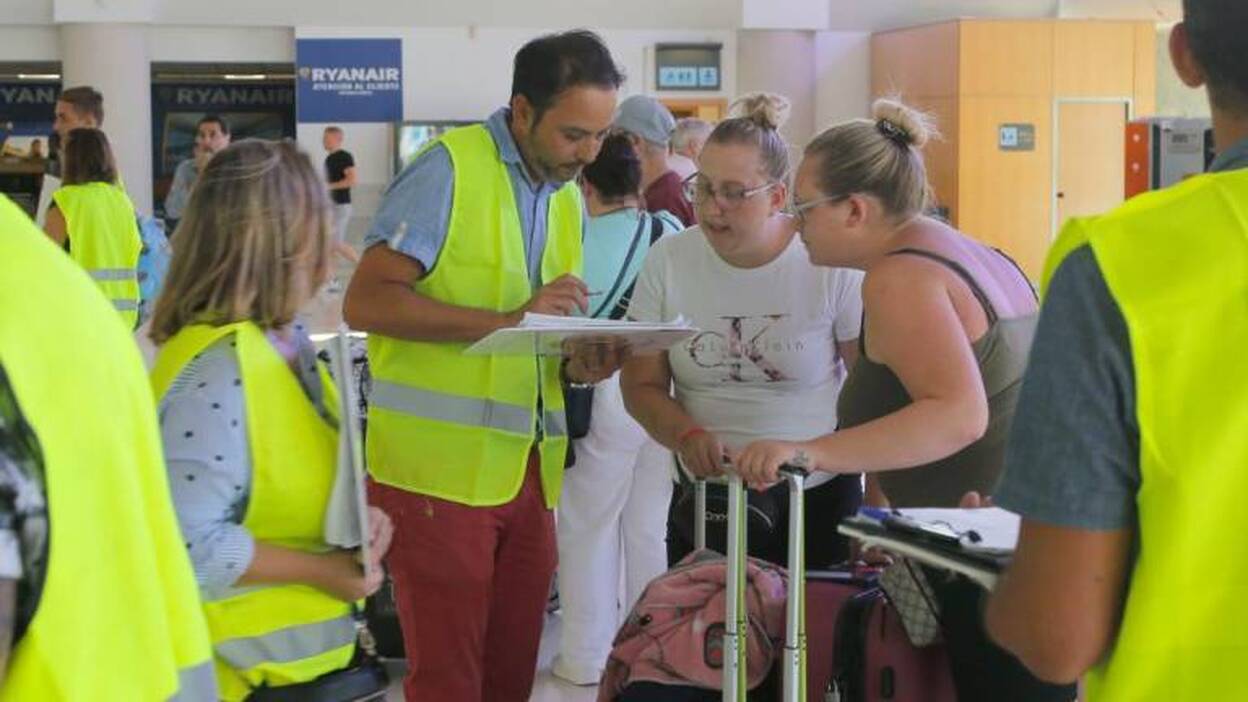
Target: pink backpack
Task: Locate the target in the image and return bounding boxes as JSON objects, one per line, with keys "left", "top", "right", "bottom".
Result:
{"left": 597, "top": 549, "right": 788, "bottom": 701}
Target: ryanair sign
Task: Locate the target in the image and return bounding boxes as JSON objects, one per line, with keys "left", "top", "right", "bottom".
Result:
{"left": 296, "top": 38, "right": 403, "bottom": 123}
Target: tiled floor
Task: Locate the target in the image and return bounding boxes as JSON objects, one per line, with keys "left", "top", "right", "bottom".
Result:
{"left": 382, "top": 612, "right": 601, "bottom": 702}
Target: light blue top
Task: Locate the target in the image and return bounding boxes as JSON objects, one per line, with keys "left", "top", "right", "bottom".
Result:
{"left": 363, "top": 107, "right": 588, "bottom": 285}
{"left": 163, "top": 158, "right": 198, "bottom": 220}
{"left": 581, "top": 207, "right": 683, "bottom": 318}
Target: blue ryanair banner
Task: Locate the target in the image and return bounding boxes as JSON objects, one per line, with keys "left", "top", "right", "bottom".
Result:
{"left": 296, "top": 38, "right": 403, "bottom": 123}
{"left": 0, "top": 82, "right": 61, "bottom": 135}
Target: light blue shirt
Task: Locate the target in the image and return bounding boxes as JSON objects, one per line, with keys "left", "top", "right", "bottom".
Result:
{"left": 163, "top": 158, "right": 198, "bottom": 220}
{"left": 582, "top": 208, "right": 683, "bottom": 318}
{"left": 364, "top": 108, "right": 587, "bottom": 285}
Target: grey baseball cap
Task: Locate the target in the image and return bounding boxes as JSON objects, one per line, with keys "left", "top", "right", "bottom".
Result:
{"left": 614, "top": 95, "right": 676, "bottom": 146}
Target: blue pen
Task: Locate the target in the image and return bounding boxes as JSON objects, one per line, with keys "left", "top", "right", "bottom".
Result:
{"left": 858, "top": 506, "right": 893, "bottom": 523}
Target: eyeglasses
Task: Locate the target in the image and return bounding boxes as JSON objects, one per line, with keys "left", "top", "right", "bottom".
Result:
{"left": 784, "top": 193, "right": 845, "bottom": 228}
{"left": 682, "top": 174, "right": 779, "bottom": 210}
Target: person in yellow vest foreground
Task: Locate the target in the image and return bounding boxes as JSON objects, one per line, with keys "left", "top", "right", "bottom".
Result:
{"left": 148, "top": 139, "right": 394, "bottom": 702}
{"left": 986, "top": 0, "right": 1248, "bottom": 698}
{"left": 344, "top": 30, "right": 624, "bottom": 701}
{"left": 42, "top": 127, "right": 142, "bottom": 328}
{"left": 0, "top": 194, "right": 215, "bottom": 700}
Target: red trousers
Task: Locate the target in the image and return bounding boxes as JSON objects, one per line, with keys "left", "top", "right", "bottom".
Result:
{"left": 369, "top": 450, "right": 557, "bottom": 702}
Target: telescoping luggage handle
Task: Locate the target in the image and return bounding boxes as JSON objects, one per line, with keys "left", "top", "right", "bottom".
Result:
{"left": 695, "top": 465, "right": 808, "bottom": 702}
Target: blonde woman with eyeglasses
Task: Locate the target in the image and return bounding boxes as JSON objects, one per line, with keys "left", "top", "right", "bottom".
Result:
{"left": 620, "top": 93, "right": 865, "bottom": 569}
{"left": 147, "top": 139, "right": 394, "bottom": 702}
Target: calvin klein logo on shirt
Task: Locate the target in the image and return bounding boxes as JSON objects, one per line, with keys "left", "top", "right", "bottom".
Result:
{"left": 686, "top": 315, "right": 801, "bottom": 382}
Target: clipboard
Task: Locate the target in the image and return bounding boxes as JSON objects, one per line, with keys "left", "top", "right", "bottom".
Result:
{"left": 838, "top": 508, "right": 1018, "bottom": 591}
{"left": 464, "top": 313, "right": 698, "bottom": 357}
{"left": 329, "top": 326, "right": 375, "bottom": 580}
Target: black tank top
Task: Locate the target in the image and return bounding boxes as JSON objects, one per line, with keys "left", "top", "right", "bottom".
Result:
{"left": 836, "top": 248, "right": 1038, "bottom": 507}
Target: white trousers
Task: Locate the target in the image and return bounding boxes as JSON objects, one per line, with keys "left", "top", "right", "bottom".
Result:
{"left": 555, "top": 372, "right": 674, "bottom": 676}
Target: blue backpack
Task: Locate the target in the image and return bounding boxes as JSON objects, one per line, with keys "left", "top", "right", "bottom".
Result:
{"left": 135, "top": 215, "right": 171, "bottom": 324}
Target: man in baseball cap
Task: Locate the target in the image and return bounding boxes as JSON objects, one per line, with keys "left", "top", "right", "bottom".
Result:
{"left": 614, "top": 95, "right": 696, "bottom": 226}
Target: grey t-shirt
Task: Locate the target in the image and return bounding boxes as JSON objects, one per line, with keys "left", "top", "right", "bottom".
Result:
{"left": 995, "top": 139, "right": 1248, "bottom": 529}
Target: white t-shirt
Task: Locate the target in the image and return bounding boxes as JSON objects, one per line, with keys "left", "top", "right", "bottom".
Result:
{"left": 629, "top": 227, "right": 865, "bottom": 461}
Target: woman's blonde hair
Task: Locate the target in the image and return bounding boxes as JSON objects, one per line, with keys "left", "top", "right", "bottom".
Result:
{"left": 149, "top": 139, "right": 331, "bottom": 344}
{"left": 707, "top": 92, "right": 792, "bottom": 182}
{"left": 804, "top": 98, "right": 938, "bottom": 220}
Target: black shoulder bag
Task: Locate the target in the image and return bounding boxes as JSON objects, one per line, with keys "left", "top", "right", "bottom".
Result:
{"left": 565, "top": 214, "right": 665, "bottom": 444}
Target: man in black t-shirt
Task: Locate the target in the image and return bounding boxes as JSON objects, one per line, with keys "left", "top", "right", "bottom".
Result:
{"left": 323, "top": 126, "right": 359, "bottom": 268}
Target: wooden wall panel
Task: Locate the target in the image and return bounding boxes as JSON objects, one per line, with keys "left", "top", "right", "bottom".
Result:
{"left": 960, "top": 20, "right": 1054, "bottom": 97}
{"left": 1054, "top": 21, "right": 1137, "bottom": 98}
{"left": 956, "top": 96, "right": 1053, "bottom": 280}
{"left": 871, "top": 21, "right": 959, "bottom": 99}
{"left": 913, "top": 97, "right": 959, "bottom": 224}
{"left": 1133, "top": 21, "right": 1158, "bottom": 115}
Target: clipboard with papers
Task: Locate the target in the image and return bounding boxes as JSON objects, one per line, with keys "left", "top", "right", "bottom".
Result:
{"left": 464, "top": 313, "right": 698, "bottom": 357}
{"left": 838, "top": 507, "right": 1020, "bottom": 590}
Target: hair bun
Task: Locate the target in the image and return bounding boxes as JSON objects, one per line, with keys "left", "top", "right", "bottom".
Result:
{"left": 597, "top": 132, "right": 640, "bottom": 163}
{"left": 871, "top": 98, "right": 936, "bottom": 148}
{"left": 728, "top": 92, "right": 791, "bottom": 131}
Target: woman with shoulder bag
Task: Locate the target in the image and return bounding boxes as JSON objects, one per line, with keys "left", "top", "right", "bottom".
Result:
{"left": 553, "top": 133, "right": 684, "bottom": 686}
{"left": 148, "top": 139, "right": 395, "bottom": 702}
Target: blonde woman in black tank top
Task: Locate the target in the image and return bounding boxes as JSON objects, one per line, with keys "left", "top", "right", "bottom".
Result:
{"left": 732, "top": 100, "right": 1075, "bottom": 702}
{"left": 732, "top": 101, "right": 1038, "bottom": 503}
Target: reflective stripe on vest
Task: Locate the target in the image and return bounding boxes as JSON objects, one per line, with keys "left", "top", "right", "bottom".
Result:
{"left": 1047, "top": 169, "right": 1248, "bottom": 701}
{"left": 151, "top": 321, "right": 354, "bottom": 702}
{"left": 366, "top": 124, "right": 583, "bottom": 508}
{"left": 215, "top": 615, "right": 357, "bottom": 670}
{"left": 0, "top": 194, "right": 216, "bottom": 701}
{"left": 89, "top": 267, "right": 138, "bottom": 282}
{"left": 168, "top": 661, "right": 217, "bottom": 702}
{"left": 371, "top": 379, "right": 570, "bottom": 438}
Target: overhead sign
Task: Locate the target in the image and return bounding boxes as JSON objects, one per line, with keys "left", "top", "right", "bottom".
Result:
{"left": 655, "top": 44, "right": 722, "bottom": 92}
{"left": 296, "top": 38, "right": 403, "bottom": 123}
{"left": 0, "top": 82, "right": 61, "bottom": 136}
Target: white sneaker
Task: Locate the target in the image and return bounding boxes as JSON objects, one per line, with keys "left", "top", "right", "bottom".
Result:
{"left": 551, "top": 657, "right": 602, "bottom": 687}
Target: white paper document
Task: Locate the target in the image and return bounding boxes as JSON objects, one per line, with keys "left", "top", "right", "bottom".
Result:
{"left": 322, "top": 327, "right": 375, "bottom": 580}
{"left": 464, "top": 313, "right": 699, "bottom": 357}
{"left": 896, "top": 507, "right": 1021, "bottom": 555}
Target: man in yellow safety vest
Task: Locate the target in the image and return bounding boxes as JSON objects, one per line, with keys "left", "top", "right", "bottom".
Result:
{"left": 344, "top": 30, "right": 624, "bottom": 701}
{"left": 987, "top": 1, "right": 1248, "bottom": 699}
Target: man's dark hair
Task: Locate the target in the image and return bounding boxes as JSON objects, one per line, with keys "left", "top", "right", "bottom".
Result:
{"left": 62, "top": 128, "right": 118, "bottom": 186}
{"left": 57, "top": 86, "right": 104, "bottom": 126}
{"left": 1183, "top": 0, "right": 1248, "bottom": 113}
{"left": 511, "top": 30, "right": 623, "bottom": 124}
{"left": 197, "top": 114, "right": 230, "bottom": 136}
{"left": 582, "top": 132, "right": 641, "bottom": 201}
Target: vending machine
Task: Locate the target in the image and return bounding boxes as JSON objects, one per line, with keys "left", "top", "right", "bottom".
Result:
{"left": 1125, "top": 117, "right": 1215, "bottom": 198}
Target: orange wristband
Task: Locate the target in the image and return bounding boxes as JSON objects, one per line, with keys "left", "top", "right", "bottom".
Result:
{"left": 676, "top": 426, "right": 707, "bottom": 447}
